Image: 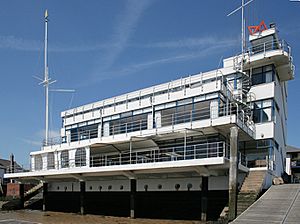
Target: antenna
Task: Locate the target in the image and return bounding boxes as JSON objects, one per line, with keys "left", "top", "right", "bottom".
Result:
{"left": 35, "top": 10, "right": 75, "bottom": 146}
{"left": 227, "top": 0, "right": 255, "bottom": 67}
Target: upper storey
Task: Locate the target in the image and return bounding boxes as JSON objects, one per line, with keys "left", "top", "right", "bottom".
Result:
{"left": 224, "top": 22, "right": 294, "bottom": 83}
{"left": 61, "top": 67, "right": 234, "bottom": 128}
{"left": 247, "top": 23, "right": 294, "bottom": 82}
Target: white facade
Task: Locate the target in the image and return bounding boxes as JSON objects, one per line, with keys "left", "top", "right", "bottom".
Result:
{"left": 5, "top": 25, "right": 294, "bottom": 191}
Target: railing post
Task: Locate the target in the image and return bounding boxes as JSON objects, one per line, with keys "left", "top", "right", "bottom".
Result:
{"left": 263, "top": 42, "right": 266, "bottom": 56}
{"left": 172, "top": 114, "right": 174, "bottom": 130}
{"left": 140, "top": 120, "right": 142, "bottom": 135}
{"left": 113, "top": 125, "right": 115, "bottom": 139}
{"left": 125, "top": 123, "right": 128, "bottom": 136}
{"left": 190, "top": 110, "right": 193, "bottom": 128}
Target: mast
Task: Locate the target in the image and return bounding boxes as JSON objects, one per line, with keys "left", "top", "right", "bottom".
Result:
{"left": 227, "top": 0, "right": 254, "bottom": 70}
{"left": 241, "top": 0, "right": 245, "bottom": 57}
{"left": 44, "top": 9, "right": 49, "bottom": 146}
{"left": 35, "top": 10, "right": 74, "bottom": 147}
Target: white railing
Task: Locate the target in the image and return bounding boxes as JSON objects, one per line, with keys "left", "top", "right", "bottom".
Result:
{"left": 43, "top": 102, "right": 255, "bottom": 147}
{"left": 7, "top": 142, "right": 251, "bottom": 173}
{"left": 247, "top": 39, "right": 291, "bottom": 56}
{"left": 90, "top": 141, "right": 228, "bottom": 167}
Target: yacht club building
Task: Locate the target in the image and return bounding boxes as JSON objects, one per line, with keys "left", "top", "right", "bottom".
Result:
{"left": 5, "top": 22, "right": 295, "bottom": 221}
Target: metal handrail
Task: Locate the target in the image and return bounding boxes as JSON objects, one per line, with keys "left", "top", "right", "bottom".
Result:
{"left": 8, "top": 142, "right": 253, "bottom": 173}
{"left": 44, "top": 102, "right": 254, "bottom": 146}
{"left": 24, "top": 141, "right": 228, "bottom": 172}
{"left": 247, "top": 39, "right": 291, "bottom": 56}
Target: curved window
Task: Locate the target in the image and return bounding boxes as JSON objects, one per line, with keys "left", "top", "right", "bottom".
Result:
{"left": 47, "top": 152, "right": 55, "bottom": 169}
{"left": 60, "top": 151, "right": 69, "bottom": 168}
{"left": 75, "top": 148, "right": 86, "bottom": 167}
{"left": 34, "top": 155, "right": 43, "bottom": 171}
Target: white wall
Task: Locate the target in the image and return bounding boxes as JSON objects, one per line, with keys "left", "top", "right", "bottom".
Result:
{"left": 46, "top": 175, "right": 247, "bottom": 192}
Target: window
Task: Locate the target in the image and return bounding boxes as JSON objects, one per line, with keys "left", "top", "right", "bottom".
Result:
{"left": 109, "top": 113, "right": 148, "bottom": 135}
{"left": 240, "top": 139, "right": 276, "bottom": 169}
{"left": 75, "top": 148, "right": 86, "bottom": 167}
{"left": 251, "top": 65, "right": 275, "bottom": 86}
{"left": 34, "top": 155, "right": 43, "bottom": 171}
{"left": 47, "top": 152, "right": 55, "bottom": 169}
{"left": 70, "top": 124, "right": 98, "bottom": 142}
{"left": 60, "top": 151, "right": 69, "bottom": 168}
{"left": 252, "top": 99, "right": 274, "bottom": 123}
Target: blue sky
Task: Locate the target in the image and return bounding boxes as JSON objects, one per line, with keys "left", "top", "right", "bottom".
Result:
{"left": 0, "top": 0, "right": 299, "bottom": 166}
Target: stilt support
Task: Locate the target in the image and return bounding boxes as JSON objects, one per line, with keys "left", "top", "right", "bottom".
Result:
{"left": 19, "top": 183, "right": 24, "bottom": 209}
{"left": 228, "top": 126, "right": 239, "bottom": 221}
{"left": 130, "top": 179, "right": 136, "bottom": 219}
{"left": 201, "top": 176, "right": 208, "bottom": 221}
{"left": 80, "top": 181, "right": 85, "bottom": 215}
{"left": 42, "top": 182, "right": 48, "bottom": 211}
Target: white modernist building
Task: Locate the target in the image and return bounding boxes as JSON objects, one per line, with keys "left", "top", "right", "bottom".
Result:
{"left": 5, "top": 23, "right": 294, "bottom": 220}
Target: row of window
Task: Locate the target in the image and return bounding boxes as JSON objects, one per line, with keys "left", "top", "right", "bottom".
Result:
{"left": 34, "top": 148, "right": 86, "bottom": 170}
{"left": 62, "top": 77, "right": 215, "bottom": 120}
{"left": 66, "top": 93, "right": 221, "bottom": 141}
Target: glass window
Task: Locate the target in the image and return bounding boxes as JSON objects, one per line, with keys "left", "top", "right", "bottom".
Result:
{"left": 251, "top": 64, "right": 275, "bottom": 86}
{"left": 75, "top": 148, "right": 86, "bottom": 167}
{"left": 70, "top": 124, "right": 98, "bottom": 142}
{"left": 47, "top": 152, "right": 55, "bottom": 169}
{"left": 109, "top": 113, "right": 148, "bottom": 135}
{"left": 60, "top": 151, "right": 69, "bottom": 168}
{"left": 252, "top": 99, "right": 274, "bottom": 123}
{"left": 34, "top": 155, "right": 43, "bottom": 171}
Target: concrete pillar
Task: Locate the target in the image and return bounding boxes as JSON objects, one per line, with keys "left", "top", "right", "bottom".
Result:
{"left": 42, "top": 182, "right": 48, "bottom": 211}
{"left": 19, "top": 183, "right": 24, "bottom": 209}
{"left": 80, "top": 181, "right": 85, "bottom": 215}
{"left": 228, "top": 126, "right": 239, "bottom": 221}
{"left": 130, "top": 179, "right": 137, "bottom": 219}
{"left": 201, "top": 176, "right": 208, "bottom": 221}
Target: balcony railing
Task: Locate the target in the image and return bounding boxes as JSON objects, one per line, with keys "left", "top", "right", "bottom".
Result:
{"left": 6, "top": 141, "right": 250, "bottom": 174}
{"left": 90, "top": 141, "right": 228, "bottom": 167}
{"left": 43, "top": 102, "right": 255, "bottom": 147}
{"left": 248, "top": 39, "right": 291, "bottom": 56}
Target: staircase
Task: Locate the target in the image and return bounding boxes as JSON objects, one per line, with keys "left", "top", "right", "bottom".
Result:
{"left": 24, "top": 182, "right": 43, "bottom": 199}
{"left": 0, "top": 183, "right": 3, "bottom": 195}
{"left": 24, "top": 192, "right": 43, "bottom": 209}
{"left": 237, "top": 170, "right": 266, "bottom": 216}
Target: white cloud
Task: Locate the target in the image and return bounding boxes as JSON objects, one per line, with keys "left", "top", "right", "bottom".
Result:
{"left": 0, "top": 35, "right": 112, "bottom": 52}
{"left": 20, "top": 138, "right": 42, "bottom": 147}
{"left": 86, "top": 37, "right": 238, "bottom": 83}
{"left": 96, "top": 0, "right": 153, "bottom": 70}
{"left": 140, "top": 37, "right": 237, "bottom": 49}
{"left": 0, "top": 35, "right": 42, "bottom": 51}
{"left": 20, "top": 129, "right": 61, "bottom": 148}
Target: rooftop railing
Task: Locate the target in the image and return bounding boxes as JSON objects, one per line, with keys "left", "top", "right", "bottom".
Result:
{"left": 247, "top": 39, "right": 291, "bottom": 57}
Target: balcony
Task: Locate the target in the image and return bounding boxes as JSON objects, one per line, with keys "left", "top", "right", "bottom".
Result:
{"left": 43, "top": 102, "right": 255, "bottom": 149}
{"left": 5, "top": 141, "right": 248, "bottom": 179}
{"left": 244, "top": 39, "right": 295, "bottom": 81}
